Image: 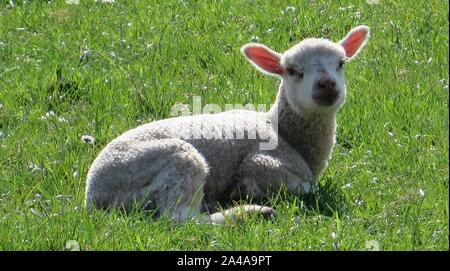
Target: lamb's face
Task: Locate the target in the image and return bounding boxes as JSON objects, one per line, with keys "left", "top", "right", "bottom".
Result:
{"left": 241, "top": 25, "right": 369, "bottom": 114}
{"left": 281, "top": 39, "right": 347, "bottom": 113}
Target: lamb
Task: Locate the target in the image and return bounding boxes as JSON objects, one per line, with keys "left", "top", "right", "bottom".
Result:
{"left": 85, "top": 25, "right": 370, "bottom": 224}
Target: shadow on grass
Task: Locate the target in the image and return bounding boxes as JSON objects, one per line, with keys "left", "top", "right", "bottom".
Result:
{"left": 46, "top": 65, "right": 85, "bottom": 113}
{"left": 224, "top": 177, "right": 350, "bottom": 220}
{"left": 264, "top": 177, "right": 350, "bottom": 218}
{"left": 301, "top": 177, "right": 350, "bottom": 217}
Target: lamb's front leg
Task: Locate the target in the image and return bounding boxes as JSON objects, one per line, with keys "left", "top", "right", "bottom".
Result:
{"left": 206, "top": 150, "right": 312, "bottom": 224}
{"left": 230, "top": 149, "right": 314, "bottom": 202}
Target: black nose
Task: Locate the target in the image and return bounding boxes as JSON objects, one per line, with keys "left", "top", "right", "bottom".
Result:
{"left": 313, "top": 78, "right": 339, "bottom": 106}
{"left": 317, "top": 78, "right": 336, "bottom": 89}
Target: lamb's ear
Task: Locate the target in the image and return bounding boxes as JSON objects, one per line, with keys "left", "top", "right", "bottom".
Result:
{"left": 241, "top": 43, "right": 283, "bottom": 76}
{"left": 339, "top": 25, "right": 370, "bottom": 60}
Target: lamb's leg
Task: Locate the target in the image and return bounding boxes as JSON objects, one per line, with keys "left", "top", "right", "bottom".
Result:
{"left": 85, "top": 138, "right": 210, "bottom": 222}
{"left": 227, "top": 149, "right": 314, "bottom": 210}
{"left": 208, "top": 205, "right": 276, "bottom": 224}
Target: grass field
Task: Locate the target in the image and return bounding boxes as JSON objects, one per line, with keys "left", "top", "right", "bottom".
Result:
{"left": 0, "top": 0, "right": 448, "bottom": 250}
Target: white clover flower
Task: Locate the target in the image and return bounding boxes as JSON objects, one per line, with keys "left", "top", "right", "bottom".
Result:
{"left": 342, "top": 183, "right": 353, "bottom": 189}
{"left": 251, "top": 36, "right": 260, "bottom": 42}
{"left": 285, "top": 6, "right": 296, "bottom": 12}
{"left": 418, "top": 189, "right": 425, "bottom": 198}
{"left": 28, "top": 162, "right": 42, "bottom": 172}
{"left": 81, "top": 135, "right": 95, "bottom": 144}
{"left": 39, "top": 111, "right": 55, "bottom": 120}
{"left": 365, "top": 240, "right": 380, "bottom": 251}
{"left": 331, "top": 232, "right": 336, "bottom": 240}
{"left": 355, "top": 199, "right": 364, "bottom": 206}
{"left": 57, "top": 117, "right": 69, "bottom": 124}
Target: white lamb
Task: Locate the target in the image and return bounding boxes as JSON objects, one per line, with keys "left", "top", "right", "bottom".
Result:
{"left": 85, "top": 26, "right": 370, "bottom": 224}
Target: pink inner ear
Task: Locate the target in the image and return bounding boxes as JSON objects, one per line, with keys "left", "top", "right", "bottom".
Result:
{"left": 342, "top": 29, "right": 367, "bottom": 58}
{"left": 244, "top": 47, "right": 283, "bottom": 75}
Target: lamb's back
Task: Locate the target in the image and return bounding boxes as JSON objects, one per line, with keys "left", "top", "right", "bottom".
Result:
{"left": 109, "top": 109, "right": 275, "bottom": 205}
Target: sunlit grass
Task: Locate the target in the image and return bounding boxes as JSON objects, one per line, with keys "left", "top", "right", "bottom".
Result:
{"left": 0, "top": 0, "right": 448, "bottom": 250}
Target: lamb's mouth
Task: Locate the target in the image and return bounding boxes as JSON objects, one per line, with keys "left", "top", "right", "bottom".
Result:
{"left": 312, "top": 88, "right": 340, "bottom": 106}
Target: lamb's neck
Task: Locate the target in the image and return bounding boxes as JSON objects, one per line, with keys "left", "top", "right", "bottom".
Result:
{"left": 269, "top": 88, "right": 337, "bottom": 179}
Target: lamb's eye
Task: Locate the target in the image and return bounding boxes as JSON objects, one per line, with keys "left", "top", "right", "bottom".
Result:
{"left": 338, "top": 60, "right": 345, "bottom": 69}
{"left": 286, "top": 67, "right": 296, "bottom": 76}
{"left": 286, "top": 67, "right": 304, "bottom": 79}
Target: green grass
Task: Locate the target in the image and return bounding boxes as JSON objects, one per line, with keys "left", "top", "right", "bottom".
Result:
{"left": 0, "top": 0, "right": 448, "bottom": 250}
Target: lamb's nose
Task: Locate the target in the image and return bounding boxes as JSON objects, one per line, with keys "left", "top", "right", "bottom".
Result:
{"left": 313, "top": 77, "right": 339, "bottom": 106}
{"left": 317, "top": 78, "right": 336, "bottom": 89}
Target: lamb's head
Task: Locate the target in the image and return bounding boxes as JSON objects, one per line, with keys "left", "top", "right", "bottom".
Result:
{"left": 241, "top": 26, "right": 369, "bottom": 113}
